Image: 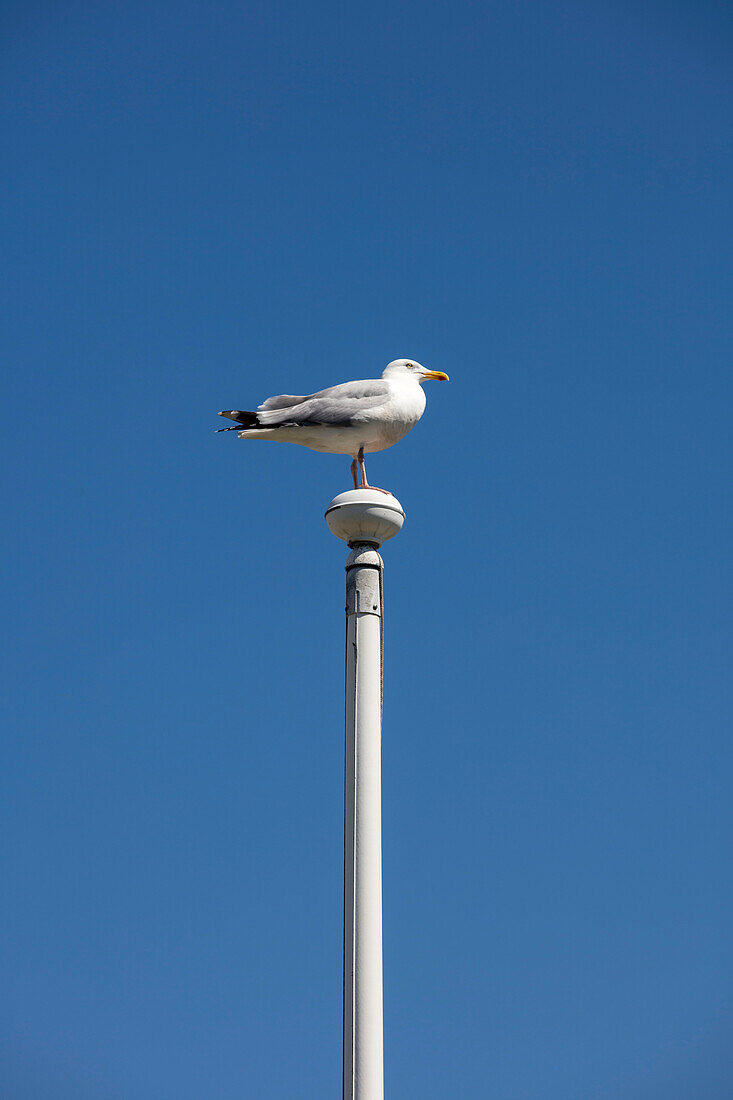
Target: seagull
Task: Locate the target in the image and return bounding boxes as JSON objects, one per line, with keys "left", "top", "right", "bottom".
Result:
{"left": 217, "top": 359, "right": 449, "bottom": 491}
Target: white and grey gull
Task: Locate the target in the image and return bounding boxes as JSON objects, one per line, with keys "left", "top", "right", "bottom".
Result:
{"left": 217, "top": 358, "right": 449, "bottom": 492}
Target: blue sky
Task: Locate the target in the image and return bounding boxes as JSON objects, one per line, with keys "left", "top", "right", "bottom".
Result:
{"left": 2, "top": 1, "right": 732, "bottom": 1096}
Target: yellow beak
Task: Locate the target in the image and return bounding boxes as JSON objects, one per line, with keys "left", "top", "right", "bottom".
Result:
{"left": 421, "top": 370, "right": 450, "bottom": 381}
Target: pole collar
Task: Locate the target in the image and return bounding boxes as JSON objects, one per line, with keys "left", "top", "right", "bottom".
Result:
{"left": 345, "top": 546, "right": 383, "bottom": 572}
{"left": 346, "top": 556, "right": 382, "bottom": 616}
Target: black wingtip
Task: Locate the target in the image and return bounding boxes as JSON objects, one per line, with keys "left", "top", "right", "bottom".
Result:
{"left": 218, "top": 409, "right": 259, "bottom": 428}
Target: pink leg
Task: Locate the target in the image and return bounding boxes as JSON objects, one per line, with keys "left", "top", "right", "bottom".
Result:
{"left": 350, "top": 458, "right": 359, "bottom": 489}
{"left": 356, "top": 447, "right": 392, "bottom": 495}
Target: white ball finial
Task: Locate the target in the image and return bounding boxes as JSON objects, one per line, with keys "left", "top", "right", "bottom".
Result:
{"left": 325, "top": 489, "right": 405, "bottom": 547}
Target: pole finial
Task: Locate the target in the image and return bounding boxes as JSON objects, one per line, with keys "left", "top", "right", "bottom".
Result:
{"left": 325, "top": 489, "right": 405, "bottom": 548}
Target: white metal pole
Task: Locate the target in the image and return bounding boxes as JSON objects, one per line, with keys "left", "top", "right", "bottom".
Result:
{"left": 325, "top": 490, "right": 405, "bottom": 1100}
{"left": 344, "top": 544, "right": 384, "bottom": 1099}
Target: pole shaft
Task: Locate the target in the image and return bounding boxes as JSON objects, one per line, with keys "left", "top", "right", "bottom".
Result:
{"left": 344, "top": 546, "right": 384, "bottom": 1100}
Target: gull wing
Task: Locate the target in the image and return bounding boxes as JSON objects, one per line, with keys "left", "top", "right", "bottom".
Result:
{"left": 258, "top": 393, "right": 309, "bottom": 411}
{"left": 257, "top": 379, "right": 390, "bottom": 428}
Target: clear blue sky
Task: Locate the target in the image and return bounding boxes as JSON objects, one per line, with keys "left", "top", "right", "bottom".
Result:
{"left": 2, "top": 1, "right": 732, "bottom": 1096}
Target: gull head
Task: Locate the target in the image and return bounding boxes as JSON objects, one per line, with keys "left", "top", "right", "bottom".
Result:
{"left": 382, "top": 359, "right": 450, "bottom": 383}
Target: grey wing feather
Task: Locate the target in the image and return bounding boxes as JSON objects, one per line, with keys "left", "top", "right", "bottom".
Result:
{"left": 259, "top": 394, "right": 309, "bottom": 411}
{"left": 257, "top": 379, "right": 390, "bottom": 428}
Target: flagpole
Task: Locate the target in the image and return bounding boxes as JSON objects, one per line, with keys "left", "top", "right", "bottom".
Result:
{"left": 325, "top": 489, "right": 405, "bottom": 1100}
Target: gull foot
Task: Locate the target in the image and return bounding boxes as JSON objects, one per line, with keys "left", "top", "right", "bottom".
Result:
{"left": 356, "top": 485, "right": 393, "bottom": 496}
